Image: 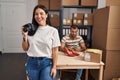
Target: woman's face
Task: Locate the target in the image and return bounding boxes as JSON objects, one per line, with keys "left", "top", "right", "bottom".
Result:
{"left": 34, "top": 8, "right": 48, "bottom": 26}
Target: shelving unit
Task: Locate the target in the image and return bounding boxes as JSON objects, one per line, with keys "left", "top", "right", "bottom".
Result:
{"left": 38, "top": 0, "right": 97, "bottom": 48}
{"left": 60, "top": 5, "right": 97, "bottom": 47}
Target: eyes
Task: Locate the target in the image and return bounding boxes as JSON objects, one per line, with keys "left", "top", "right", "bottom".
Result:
{"left": 35, "top": 12, "right": 46, "bottom": 16}
{"left": 35, "top": 8, "right": 46, "bottom": 16}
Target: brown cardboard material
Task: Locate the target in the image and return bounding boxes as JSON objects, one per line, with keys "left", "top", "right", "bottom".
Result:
{"left": 106, "top": 0, "right": 120, "bottom": 6}
{"left": 72, "top": 13, "right": 84, "bottom": 19}
{"left": 62, "top": 0, "right": 79, "bottom": 6}
{"left": 102, "top": 50, "right": 120, "bottom": 80}
{"left": 72, "top": 19, "right": 83, "bottom": 26}
{"left": 90, "top": 50, "right": 120, "bottom": 80}
{"left": 50, "top": 14, "right": 60, "bottom": 27}
{"left": 83, "top": 19, "right": 93, "bottom": 26}
{"left": 38, "top": 0, "right": 49, "bottom": 9}
{"left": 85, "top": 49, "right": 102, "bottom": 63}
{"left": 63, "top": 19, "right": 72, "bottom": 26}
{"left": 80, "top": 0, "right": 98, "bottom": 6}
{"left": 112, "top": 78, "right": 120, "bottom": 80}
{"left": 92, "top": 28, "right": 120, "bottom": 50}
{"left": 50, "top": 0, "right": 61, "bottom": 10}
{"left": 84, "top": 13, "right": 93, "bottom": 20}
{"left": 92, "top": 6, "right": 120, "bottom": 50}
{"left": 108, "top": 6, "right": 120, "bottom": 28}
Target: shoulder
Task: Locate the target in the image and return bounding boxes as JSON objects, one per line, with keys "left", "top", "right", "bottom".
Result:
{"left": 62, "top": 34, "right": 70, "bottom": 40}
{"left": 47, "top": 25, "right": 58, "bottom": 32}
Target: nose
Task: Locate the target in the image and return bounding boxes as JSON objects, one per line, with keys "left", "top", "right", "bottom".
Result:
{"left": 37, "top": 14, "right": 41, "bottom": 18}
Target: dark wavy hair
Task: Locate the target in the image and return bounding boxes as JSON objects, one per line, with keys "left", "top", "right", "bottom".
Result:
{"left": 32, "top": 4, "right": 51, "bottom": 27}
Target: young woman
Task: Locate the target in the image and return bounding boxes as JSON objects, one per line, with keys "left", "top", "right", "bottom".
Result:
{"left": 22, "top": 5, "right": 61, "bottom": 80}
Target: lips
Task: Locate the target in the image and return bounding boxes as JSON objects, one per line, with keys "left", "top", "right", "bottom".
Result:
{"left": 37, "top": 18, "right": 42, "bottom": 23}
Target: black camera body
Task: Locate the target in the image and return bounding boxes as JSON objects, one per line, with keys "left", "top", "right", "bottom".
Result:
{"left": 23, "top": 23, "right": 38, "bottom": 36}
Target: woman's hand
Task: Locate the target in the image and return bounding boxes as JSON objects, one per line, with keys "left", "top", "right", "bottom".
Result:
{"left": 51, "top": 67, "right": 56, "bottom": 78}
{"left": 22, "top": 26, "right": 29, "bottom": 51}
{"left": 22, "top": 27, "right": 28, "bottom": 41}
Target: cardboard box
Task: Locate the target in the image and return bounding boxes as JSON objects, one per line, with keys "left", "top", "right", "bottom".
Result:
{"left": 38, "top": 0, "right": 49, "bottom": 9}
{"left": 62, "top": 0, "right": 79, "bottom": 6}
{"left": 63, "top": 19, "right": 72, "bottom": 25}
{"left": 102, "top": 50, "right": 120, "bottom": 80}
{"left": 73, "top": 19, "right": 83, "bottom": 26}
{"left": 50, "top": 0, "right": 61, "bottom": 10}
{"left": 83, "top": 19, "right": 93, "bottom": 26}
{"left": 84, "top": 13, "right": 93, "bottom": 20}
{"left": 92, "top": 6, "right": 120, "bottom": 50}
{"left": 50, "top": 14, "right": 60, "bottom": 27}
{"left": 72, "top": 13, "right": 84, "bottom": 19}
{"left": 84, "top": 48, "right": 102, "bottom": 63}
{"left": 80, "top": 0, "right": 98, "bottom": 6}
{"left": 112, "top": 78, "right": 120, "bottom": 80}
{"left": 106, "top": 0, "right": 120, "bottom": 6}
{"left": 90, "top": 50, "right": 120, "bottom": 80}
{"left": 92, "top": 28, "right": 120, "bottom": 50}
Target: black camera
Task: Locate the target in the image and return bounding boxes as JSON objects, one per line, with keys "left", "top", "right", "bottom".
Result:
{"left": 23, "top": 23, "right": 38, "bottom": 36}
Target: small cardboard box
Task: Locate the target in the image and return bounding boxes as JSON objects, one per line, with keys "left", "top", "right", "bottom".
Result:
{"left": 50, "top": 0, "right": 61, "bottom": 10}
{"left": 84, "top": 13, "right": 93, "bottom": 20}
{"left": 72, "top": 13, "right": 84, "bottom": 19}
{"left": 50, "top": 14, "right": 60, "bottom": 27}
{"left": 80, "top": 0, "right": 98, "bottom": 6}
{"left": 38, "top": 0, "right": 49, "bottom": 9}
{"left": 83, "top": 19, "right": 93, "bottom": 26}
{"left": 62, "top": 0, "right": 79, "bottom": 6}
{"left": 73, "top": 19, "right": 83, "bottom": 25}
{"left": 63, "top": 19, "right": 72, "bottom": 26}
{"left": 84, "top": 49, "right": 102, "bottom": 63}
{"left": 112, "top": 78, "right": 120, "bottom": 80}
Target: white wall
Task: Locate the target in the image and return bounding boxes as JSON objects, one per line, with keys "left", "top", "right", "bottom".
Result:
{"left": 25, "top": 0, "right": 37, "bottom": 23}
{"left": 0, "top": 0, "right": 37, "bottom": 53}
{"left": 0, "top": 4, "right": 2, "bottom": 52}
{"left": 98, "top": 0, "right": 106, "bottom": 9}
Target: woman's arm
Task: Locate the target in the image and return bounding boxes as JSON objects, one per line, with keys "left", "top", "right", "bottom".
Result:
{"left": 22, "top": 27, "right": 29, "bottom": 51}
{"left": 22, "top": 36, "right": 29, "bottom": 51}
{"left": 51, "top": 47, "right": 58, "bottom": 78}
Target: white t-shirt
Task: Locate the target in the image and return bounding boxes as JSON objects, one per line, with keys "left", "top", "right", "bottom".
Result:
{"left": 27, "top": 25, "right": 61, "bottom": 58}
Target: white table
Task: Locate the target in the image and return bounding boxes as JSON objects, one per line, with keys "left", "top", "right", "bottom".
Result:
{"left": 57, "top": 51, "right": 104, "bottom": 80}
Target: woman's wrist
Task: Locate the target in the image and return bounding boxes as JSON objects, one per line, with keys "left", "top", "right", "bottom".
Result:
{"left": 23, "top": 36, "right": 27, "bottom": 41}
{"left": 52, "top": 66, "right": 56, "bottom": 69}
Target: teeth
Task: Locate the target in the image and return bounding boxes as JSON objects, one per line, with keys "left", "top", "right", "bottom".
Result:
{"left": 38, "top": 19, "right": 42, "bottom": 22}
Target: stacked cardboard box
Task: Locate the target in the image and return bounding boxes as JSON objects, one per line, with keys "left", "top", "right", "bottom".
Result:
{"left": 80, "top": 0, "right": 98, "bottom": 6}
{"left": 106, "top": 0, "right": 120, "bottom": 6}
{"left": 62, "top": 0, "right": 98, "bottom": 6}
{"left": 63, "top": 18, "right": 72, "bottom": 26}
{"left": 62, "top": 0, "right": 79, "bottom": 6}
{"left": 72, "top": 13, "right": 84, "bottom": 25}
{"left": 83, "top": 13, "right": 93, "bottom": 26}
{"left": 50, "top": 0, "right": 61, "bottom": 10}
{"left": 112, "top": 78, "right": 120, "bottom": 80}
{"left": 50, "top": 14, "right": 60, "bottom": 27}
{"left": 92, "top": 6, "right": 120, "bottom": 80}
{"left": 38, "top": 0, "right": 60, "bottom": 10}
{"left": 38, "top": 0, "right": 49, "bottom": 9}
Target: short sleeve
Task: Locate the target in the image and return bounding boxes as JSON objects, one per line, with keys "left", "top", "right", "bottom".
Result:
{"left": 52, "top": 29, "right": 61, "bottom": 47}
{"left": 79, "top": 36, "right": 85, "bottom": 43}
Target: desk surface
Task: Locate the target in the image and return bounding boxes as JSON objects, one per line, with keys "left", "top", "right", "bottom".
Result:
{"left": 57, "top": 51, "right": 104, "bottom": 69}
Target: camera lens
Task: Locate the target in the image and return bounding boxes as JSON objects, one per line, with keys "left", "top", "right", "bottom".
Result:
{"left": 23, "top": 23, "right": 37, "bottom": 36}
